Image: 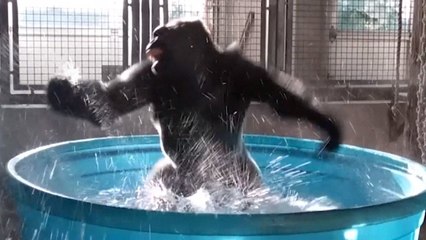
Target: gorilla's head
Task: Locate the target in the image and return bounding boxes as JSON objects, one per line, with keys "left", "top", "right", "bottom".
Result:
{"left": 145, "top": 19, "right": 215, "bottom": 73}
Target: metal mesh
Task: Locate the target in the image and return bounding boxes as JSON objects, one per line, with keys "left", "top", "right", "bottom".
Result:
{"left": 167, "top": 0, "right": 262, "bottom": 63}
{"left": 17, "top": 0, "right": 123, "bottom": 87}
{"left": 12, "top": 0, "right": 416, "bottom": 102}
{"left": 290, "top": 0, "right": 413, "bottom": 86}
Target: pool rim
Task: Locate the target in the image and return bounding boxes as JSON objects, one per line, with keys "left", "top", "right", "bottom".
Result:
{"left": 7, "top": 134, "right": 426, "bottom": 235}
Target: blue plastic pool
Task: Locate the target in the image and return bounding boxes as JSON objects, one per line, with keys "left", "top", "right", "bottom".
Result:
{"left": 7, "top": 134, "right": 426, "bottom": 240}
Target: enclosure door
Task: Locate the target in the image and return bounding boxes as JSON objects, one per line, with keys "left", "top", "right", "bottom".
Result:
{"left": 289, "top": 0, "right": 413, "bottom": 102}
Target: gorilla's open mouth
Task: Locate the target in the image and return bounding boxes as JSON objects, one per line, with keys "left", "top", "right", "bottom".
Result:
{"left": 146, "top": 48, "right": 163, "bottom": 62}
{"left": 146, "top": 37, "right": 165, "bottom": 62}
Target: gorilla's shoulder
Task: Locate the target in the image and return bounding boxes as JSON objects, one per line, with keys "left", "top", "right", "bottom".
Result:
{"left": 221, "top": 46, "right": 245, "bottom": 61}
{"left": 220, "top": 47, "right": 254, "bottom": 68}
{"left": 224, "top": 42, "right": 241, "bottom": 54}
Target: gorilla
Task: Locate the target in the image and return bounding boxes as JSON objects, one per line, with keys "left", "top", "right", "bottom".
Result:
{"left": 47, "top": 19, "right": 341, "bottom": 197}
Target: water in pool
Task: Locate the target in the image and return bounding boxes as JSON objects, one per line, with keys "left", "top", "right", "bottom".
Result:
{"left": 52, "top": 144, "right": 394, "bottom": 215}
{"left": 15, "top": 135, "right": 425, "bottom": 216}
{"left": 88, "top": 154, "right": 339, "bottom": 214}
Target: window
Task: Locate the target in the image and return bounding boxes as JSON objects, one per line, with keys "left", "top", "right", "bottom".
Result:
{"left": 338, "top": 0, "right": 412, "bottom": 31}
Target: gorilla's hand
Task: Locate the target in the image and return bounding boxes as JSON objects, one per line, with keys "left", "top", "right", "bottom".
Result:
{"left": 46, "top": 77, "right": 111, "bottom": 126}
{"left": 321, "top": 117, "right": 342, "bottom": 152}
{"left": 47, "top": 77, "right": 79, "bottom": 113}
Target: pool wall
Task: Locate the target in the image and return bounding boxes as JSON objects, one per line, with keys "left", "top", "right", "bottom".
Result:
{"left": 7, "top": 135, "right": 426, "bottom": 240}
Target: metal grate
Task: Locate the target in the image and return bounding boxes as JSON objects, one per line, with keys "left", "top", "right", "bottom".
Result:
{"left": 290, "top": 0, "right": 413, "bottom": 86}
{"left": 17, "top": 0, "right": 123, "bottom": 87}
{"left": 10, "top": 0, "right": 416, "bottom": 103}
{"left": 167, "top": 0, "right": 263, "bottom": 64}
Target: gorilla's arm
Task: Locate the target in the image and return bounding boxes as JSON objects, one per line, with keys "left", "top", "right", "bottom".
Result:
{"left": 243, "top": 64, "right": 341, "bottom": 151}
{"left": 47, "top": 61, "right": 155, "bottom": 126}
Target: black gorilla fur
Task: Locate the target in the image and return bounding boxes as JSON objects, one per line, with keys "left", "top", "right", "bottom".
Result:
{"left": 47, "top": 19, "right": 341, "bottom": 197}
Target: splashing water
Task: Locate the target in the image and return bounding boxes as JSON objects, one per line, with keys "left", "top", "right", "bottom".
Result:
{"left": 89, "top": 156, "right": 338, "bottom": 214}
{"left": 133, "top": 179, "right": 337, "bottom": 214}
{"left": 55, "top": 59, "right": 81, "bottom": 84}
